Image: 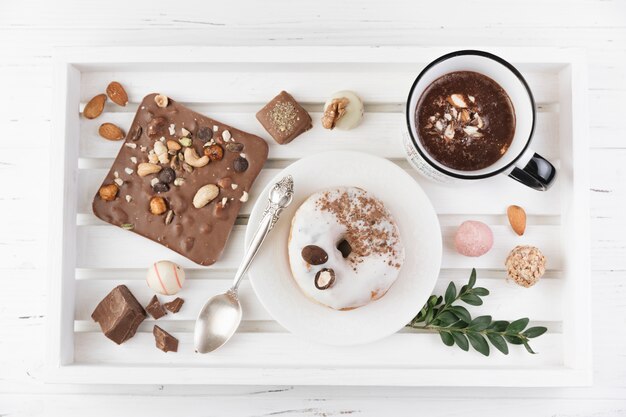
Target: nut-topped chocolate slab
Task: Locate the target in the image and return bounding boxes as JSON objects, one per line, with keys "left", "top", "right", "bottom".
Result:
{"left": 93, "top": 93, "right": 269, "bottom": 266}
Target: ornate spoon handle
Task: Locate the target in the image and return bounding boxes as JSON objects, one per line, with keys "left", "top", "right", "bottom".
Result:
{"left": 230, "top": 175, "right": 294, "bottom": 290}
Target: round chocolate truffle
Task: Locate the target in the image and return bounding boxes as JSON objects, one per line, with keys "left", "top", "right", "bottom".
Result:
{"left": 505, "top": 245, "right": 546, "bottom": 288}
{"left": 146, "top": 260, "right": 186, "bottom": 295}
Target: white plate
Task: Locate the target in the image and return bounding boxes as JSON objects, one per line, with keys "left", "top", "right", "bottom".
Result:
{"left": 246, "top": 151, "right": 442, "bottom": 346}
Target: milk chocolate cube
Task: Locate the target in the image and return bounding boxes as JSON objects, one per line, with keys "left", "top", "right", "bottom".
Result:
{"left": 91, "top": 285, "right": 146, "bottom": 345}
{"left": 256, "top": 91, "right": 312, "bottom": 144}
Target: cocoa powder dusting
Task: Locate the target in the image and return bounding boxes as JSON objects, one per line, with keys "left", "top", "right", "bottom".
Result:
{"left": 316, "top": 189, "right": 400, "bottom": 267}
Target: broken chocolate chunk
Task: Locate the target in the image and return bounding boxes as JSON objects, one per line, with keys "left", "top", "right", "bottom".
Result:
{"left": 153, "top": 325, "right": 178, "bottom": 352}
{"left": 314, "top": 268, "right": 336, "bottom": 290}
{"left": 145, "top": 295, "right": 167, "bottom": 320}
{"left": 301, "top": 245, "right": 328, "bottom": 265}
{"left": 256, "top": 91, "right": 312, "bottom": 144}
{"left": 91, "top": 285, "right": 146, "bottom": 345}
{"left": 164, "top": 297, "right": 185, "bottom": 313}
{"left": 337, "top": 239, "right": 352, "bottom": 258}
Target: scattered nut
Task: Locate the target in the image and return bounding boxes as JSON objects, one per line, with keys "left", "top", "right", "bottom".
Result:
{"left": 113, "top": 178, "right": 124, "bottom": 187}
{"left": 106, "top": 81, "right": 128, "bottom": 106}
{"left": 83, "top": 94, "right": 107, "bottom": 119}
{"left": 124, "top": 167, "right": 134, "bottom": 175}
{"left": 154, "top": 141, "right": 169, "bottom": 164}
{"left": 507, "top": 205, "right": 527, "bottom": 236}
{"left": 173, "top": 177, "right": 185, "bottom": 186}
{"left": 98, "top": 184, "right": 118, "bottom": 201}
{"left": 150, "top": 178, "right": 159, "bottom": 187}
{"left": 124, "top": 142, "right": 137, "bottom": 149}
{"left": 120, "top": 223, "right": 134, "bottom": 230}
{"left": 204, "top": 144, "right": 224, "bottom": 161}
{"left": 182, "top": 162, "right": 194, "bottom": 173}
{"left": 138, "top": 163, "right": 162, "bottom": 177}
{"left": 217, "top": 177, "right": 232, "bottom": 189}
{"left": 125, "top": 195, "right": 132, "bottom": 203}
{"left": 148, "top": 151, "right": 159, "bottom": 164}
{"left": 460, "top": 109, "right": 471, "bottom": 123}
{"left": 193, "top": 184, "right": 219, "bottom": 209}
{"left": 167, "top": 140, "right": 182, "bottom": 151}
{"left": 153, "top": 182, "right": 170, "bottom": 193}
{"left": 184, "top": 147, "right": 209, "bottom": 168}
{"left": 231, "top": 183, "right": 238, "bottom": 190}
{"left": 468, "top": 95, "right": 476, "bottom": 103}
{"left": 222, "top": 130, "right": 232, "bottom": 142}
{"left": 181, "top": 127, "right": 191, "bottom": 137}
{"left": 154, "top": 94, "right": 169, "bottom": 108}
{"left": 149, "top": 196, "right": 167, "bottom": 215}
{"left": 99, "top": 123, "right": 125, "bottom": 141}
{"left": 239, "top": 191, "right": 249, "bottom": 202}
{"left": 168, "top": 124, "right": 176, "bottom": 136}
{"left": 447, "top": 94, "right": 468, "bottom": 108}
{"left": 130, "top": 156, "right": 137, "bottom": 164}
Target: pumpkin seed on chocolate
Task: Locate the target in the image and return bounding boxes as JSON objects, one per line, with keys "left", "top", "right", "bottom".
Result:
{"left": 197, "top": 126, "right": 213, "bottom": 143}
{"left": 301, "top": 245, "right": 328, "bottom": 265}
{"left": 314, "top": 268, "right": 336, "bottom": 290}
{"left": 233, "top": 157, "right": 249, "bottom": 172}
{"left": 158, "top": 167, "right": 176, "bottom": 184}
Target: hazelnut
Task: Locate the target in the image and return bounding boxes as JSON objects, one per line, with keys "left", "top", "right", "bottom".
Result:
{"left": 154, "top": 94, "right": 169, "bottom": 108}
{"left": 98, "top": 184, "right": 118, "bottom": 201}
{"left": 150, "top": 196, "right": 167, "bottom": 215}
{"left": 204, "top": 144, "right": 224, "bottom": 161}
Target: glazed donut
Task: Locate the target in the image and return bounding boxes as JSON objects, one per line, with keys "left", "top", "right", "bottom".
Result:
{"left": 288, "top": 187, "right": 404, "bottom": 310}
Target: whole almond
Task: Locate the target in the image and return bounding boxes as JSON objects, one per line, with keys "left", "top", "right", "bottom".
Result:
{"left": 83, "top": 94, "right": 107, "bottom": 119}
{"left": 106, "top": 81, "right": 128, "bottom": 106}
{"left": 507, "top": 205, "right": 527, "bottom": 236}
{"left": 99, "top": 123, "right": 125, "bottom": 141}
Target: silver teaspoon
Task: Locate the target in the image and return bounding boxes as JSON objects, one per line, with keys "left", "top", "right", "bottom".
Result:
{"left": 194, "top": 175, "right": 294, "bottom": 353}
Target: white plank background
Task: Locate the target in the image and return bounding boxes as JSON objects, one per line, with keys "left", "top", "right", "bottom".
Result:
{"left": 1, "top": 0, "right": 625, "bottom": 416}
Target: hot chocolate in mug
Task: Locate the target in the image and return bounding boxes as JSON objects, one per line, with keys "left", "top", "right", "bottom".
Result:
{"left": 403, "top": 50, "right": 556, "bottom": 191}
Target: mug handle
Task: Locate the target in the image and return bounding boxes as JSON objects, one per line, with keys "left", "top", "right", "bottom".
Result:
{"left": 508, "top": 152, "right": 557, "bottom": 191}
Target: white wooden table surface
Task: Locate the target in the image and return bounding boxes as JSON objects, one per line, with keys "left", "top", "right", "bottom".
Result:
{"left": 1, "top": 1, "right": 625, "bottom": 415}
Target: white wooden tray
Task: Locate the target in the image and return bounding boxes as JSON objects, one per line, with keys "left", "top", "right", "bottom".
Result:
{"left": 48, "top": 46, "right": 591, "bottom": 386}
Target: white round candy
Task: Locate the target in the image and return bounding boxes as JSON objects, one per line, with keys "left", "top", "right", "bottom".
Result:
{"left": 146, "top": 260, "right": 186, "bottom": 295}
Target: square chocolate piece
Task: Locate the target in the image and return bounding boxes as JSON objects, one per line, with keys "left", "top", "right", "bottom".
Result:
{"left": 92, "top": 94, "right": 269, "bottom": 265}
{"left": 91, "top": 285, "right": 146, "bottom": 345}
{"left": 153, "top": 325, "right": 178, "bottom": 352}
{"left": 256, "top": 91, "right": 312, "bottom": 144}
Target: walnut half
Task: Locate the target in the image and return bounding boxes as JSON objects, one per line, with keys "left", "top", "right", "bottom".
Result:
{"left": 321, "top": 97, "right": 350, "bottom": 130}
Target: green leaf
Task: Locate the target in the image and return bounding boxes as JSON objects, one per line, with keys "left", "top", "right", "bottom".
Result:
{"left": 427, "top": 295, "right": 438, "bottom": 307}
{"left": 451, "top": 305, "right": 472, "bottom": 323}
{"left": 449, "top": 320, "right": 468, "bottom": 329}
{"left": 444, "top": 282, "right": 457, "bottom": 305}
{"left": 504, "top": 335, "right": 524, "bottom": 345}
{"left": 439, "top": 331, "right": 454, "bottom": 346}
{"left": 460, "top": 285, "right": 468, "bottom": 295}
{"left": 469, "top": 315, "right": 492, "bottom": 332}
{"left": 467, "top": 332, "right": 490, "bottom": 356}
{"left": 507, "top": 318, "right": 530, "bottom": 333}
{"left": 436, "top": 296, "right": 444, "bottom": 306}
{"left": 472, "top": 287, "right": 490, "bottom": 296}
{"left": 486, "top": 333, "right": 509, "bottom": 355}
{"left": 489, "top": 320, "right": 510, "bottom": 332}
{"left": 451, "top": 331, "right": 469, "bottom": 351}
{"left": 522, "top": 341, "right": 537, "bottom": 354}
{"left": 437, "top": 311, "right": 459, "bottom": 326}
{"left": 468, "top": 268, "right": 477, "bottom": 288}
{"left": 423, "top": 306, "right": 435, "bottom": 325}
{"left": 460, "top": 294, "right": 483, "bottom": 306}
{"left": 523, "top": 326, "right": 548, "bottom": 338}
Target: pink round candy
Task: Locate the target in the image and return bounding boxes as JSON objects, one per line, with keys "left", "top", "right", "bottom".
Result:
{"left": 454, "top": 221, "right": 494, "bottom": 257}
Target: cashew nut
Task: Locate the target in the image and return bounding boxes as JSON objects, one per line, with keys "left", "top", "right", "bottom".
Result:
{"left": 137, "top": 162, "right": 162, "bottom": 177}
{"left": 184, "top": 147, "right": 209, "bottom": 168}
{"left": 193, "top": 184, "right": 219, "bottom": 208}
{"left": 154, "top": 141, "right": 169, "bottom": 164}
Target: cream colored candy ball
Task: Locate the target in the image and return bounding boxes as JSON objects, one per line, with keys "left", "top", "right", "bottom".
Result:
{"left": 146, "top": 260, "right": 186, "bottom": 295}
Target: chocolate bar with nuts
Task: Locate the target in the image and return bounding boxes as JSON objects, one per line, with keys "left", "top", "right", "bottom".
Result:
{"left": 92, "top": 94, "right": 269, "bottom": 265}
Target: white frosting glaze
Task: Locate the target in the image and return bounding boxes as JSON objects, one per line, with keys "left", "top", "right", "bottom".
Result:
{"left": 288, "top": 187, "right": 404, "bottom": 310}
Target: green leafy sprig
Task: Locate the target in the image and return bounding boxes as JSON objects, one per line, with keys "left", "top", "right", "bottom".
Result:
{"left": 407, "top": 269, "right": 547, "bottom": 356}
